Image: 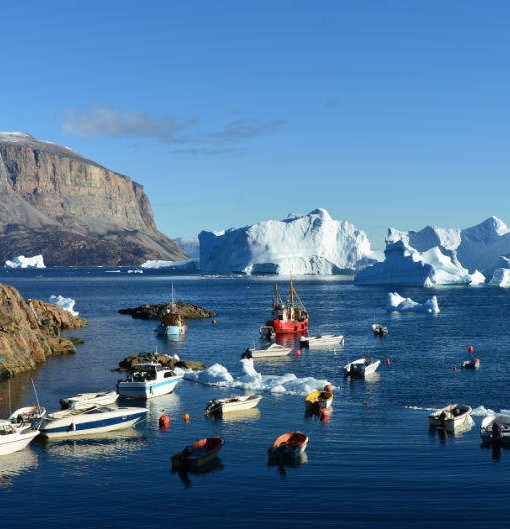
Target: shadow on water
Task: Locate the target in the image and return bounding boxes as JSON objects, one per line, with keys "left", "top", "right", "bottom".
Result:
{"left": 172, "top": 457, "right": 224, "bottom": 488}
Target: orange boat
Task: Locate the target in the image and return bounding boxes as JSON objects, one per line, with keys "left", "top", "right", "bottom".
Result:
{"left": 268, "top": 431, "right": 308, "bottom": 458}
{"left": 171, "top": 437, "right": 224, "bottom": 470}
{"left": 265, "top": 276, "right": 308, "bottom": 335}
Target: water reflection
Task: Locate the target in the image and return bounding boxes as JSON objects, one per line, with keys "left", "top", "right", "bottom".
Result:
{"left": 206, "top": 408, "right": 261, "bottom": 424}
{"left": 0, "top": 448, "right": 38, "bottom": 488}
{"left": 268, "top": 453, "right": 308, "bottom": 476}
{"left": 42, "top": 429, "right": 146, "bottom": 460}
{"left": 173, "top": 457, "right": 224, "bottom": 488}
{"left": 428, "top": 417, "right": 475, "bottom": 443}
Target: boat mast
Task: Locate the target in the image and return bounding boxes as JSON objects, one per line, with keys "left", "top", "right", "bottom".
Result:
{"left": 289, "top": 273, "right": 295, "bottom": 306}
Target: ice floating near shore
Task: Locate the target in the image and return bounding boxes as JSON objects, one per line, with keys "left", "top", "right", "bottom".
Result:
{"left": 49, "top": 295, "right": 78, "bottom": 316}
{"left": 386, "top": 292, "right": 440, "bottom": 314}
{"left": 4, "top": 254, "right": 45, "bottom": 269}
{"left": 140, "top": 259, "right": 198, "bottom": 272}
{"left": 183, "top": 358, "right": 332, "bottom": 395}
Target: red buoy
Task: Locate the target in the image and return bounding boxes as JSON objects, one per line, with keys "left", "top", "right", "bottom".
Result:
{"left": 295, "top": 349, "right": 301, "bottom": 356}
{"left": 183, "top": 413, "right": 190, "bottom": 423}
{"left": 324, "top": 384, "right": 333, "bottom": 393}
{"left": 385, "top": 358, "right": 391, "bottom": 367}
{"left": 212, "top": 319, "right": 217, "bottom": 325}
{"left": 468, "top": 345, "right": 474, "bottom": 353}
{"left": 452, "top": 366, "right": 457, "bottom": 371}
{"left": 159, "top": 415, "right": 170, "bottom": 428}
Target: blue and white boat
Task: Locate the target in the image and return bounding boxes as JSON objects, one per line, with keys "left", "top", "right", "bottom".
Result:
{"left": 40, "top": 405, "right": 147, "bottom": 439}
{"left": 117, "top": 362, "right": 183, "bottom": 399}
{"left": 155, "top": 285, "right": 186, "bottom": 337}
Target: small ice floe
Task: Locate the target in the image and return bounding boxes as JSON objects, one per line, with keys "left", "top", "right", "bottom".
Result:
{"left": 471, "top": 405, "right": 495, "bottom": 417}
{"left": 49, "top": 295, "right": 78, "bottom": 316}
{"left": 184, "top": 358, "right": 332, "bottom": 396}
{"left": 386, "top": 292, "right": 440, "bottom": 314}
{"left": 127, "top": 269, "right": 144, "bottom": 274}
{"left": 4, "top": 255, "right": 45, "bottom": 269}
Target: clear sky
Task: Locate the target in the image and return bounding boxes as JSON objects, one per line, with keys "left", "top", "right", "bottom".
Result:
{"left": 2, "top": 1, "right": 510, "bottom": 249}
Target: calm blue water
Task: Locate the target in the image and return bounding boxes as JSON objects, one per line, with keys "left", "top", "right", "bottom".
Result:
{"left": 1, "top": 269, "right": 510, "bottom": 529}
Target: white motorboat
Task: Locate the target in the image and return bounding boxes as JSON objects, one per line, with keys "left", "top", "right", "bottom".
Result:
{"left": 60, "top": 390, "right": 118, "bottom": 410}
{"left": 299, "top": 334, "right": 344, "bottom": 349}
{"left": 0, "top": 420, "right": 40, "bottom": 456}
{"left": 205, "top": 395, "right": 263, "bottom": 415}
{"left": 8, "top": 405, "right": 46, "bottom": 431}
{"left": 117, "top": 362, "right": 183, "bottom": 399}
{"left": 241, "top": 343, "right": 292, "bottom": 359}
{"left": 259, "top": 326, "right": 276, "bottom": 341}
{"left": 429, "top": 404, "right": 473, "bottom": 431}
{"left": 480, "top": 413, "right": 510, "bottom": 444}
{"left": 40, "top": 405, "right": 147, "bottom": 439}
{"left": 343, "top": 357, "right": 381, "bottom": 378}
{"left": 372, "top": 323, "right": 388, "bottom": 337}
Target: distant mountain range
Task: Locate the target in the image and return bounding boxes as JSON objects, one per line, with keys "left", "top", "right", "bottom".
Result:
{"left": 0, "top": 132, "right": 186, "bottom": 265}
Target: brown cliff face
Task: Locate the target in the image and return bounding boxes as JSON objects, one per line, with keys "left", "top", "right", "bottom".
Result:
{"left": 0, "top": 283, "right": 87, "bottom": 378}
{"left": 0, "top": 132, "right": 186, "bottom": 265}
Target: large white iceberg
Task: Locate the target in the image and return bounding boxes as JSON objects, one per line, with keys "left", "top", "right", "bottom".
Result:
{"left": 355, "top": 240, "right": 483, "bottom": 287}
{"left": 387, "top": 216, "right": 510, "bottom": 277}
{"left": 198, "top": 208, "right": 379, "bottom": 275}
{"left": 489, "top": 257, "right": 510, "bottom": 287}
{"left": 4, "top": 255, "right": 45, "bottom": 269}
{"left": 174, "top": 237, "right": 200, "bottom": 259}
{"left": 386, "top": 292, "right": 440, "bottom": 314}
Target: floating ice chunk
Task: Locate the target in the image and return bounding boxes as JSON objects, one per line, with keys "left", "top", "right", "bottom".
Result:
{"left": 49, "top": 295, "right": 78, "bottom": 316}
{"left": 386, "top": 292, "right": 440, "bottom": 314}
{"left": 184, "top": 363, "right": 234, "bottom": 386}
{"left": 471, "top": 406, "right": 495, "bottom": 417}
{"left": 5, "top": 255, "right": 45, "bottom": 269}
{"left": 489, "top": 267, "right": 510, "bottom": 287}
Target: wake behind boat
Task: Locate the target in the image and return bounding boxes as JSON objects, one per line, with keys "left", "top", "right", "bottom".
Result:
{"left": 40, "top": 405, "right": 147, "bottom": 439}
{"left": 242, "top": 343, "right": 292, "bottom": 359}
{"left": 205, "top": 395, "right": 263, "bottom": 416}
{"left": 117, "top": 362, "right": 183, "bottom": 399}
{"left": 344, "top": 357, "right": 381, "bottom": 378}
{"left": 429, "top": 404, "right": 473, "bottom": 431}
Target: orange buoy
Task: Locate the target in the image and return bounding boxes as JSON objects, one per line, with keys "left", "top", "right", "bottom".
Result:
{"left": 320, "top": 408, "right": 329, "bottom": 421}
{"left": 295, "top": 349, "right": 301, "bottom": 356}
{"left": 324, "top": 384, "right": 333, "bottom": 393}
{"left": 385, "top": 358, "right": 391, "bottom": 367}
{"left": 212, "top": 319, "right": 217, "bottom": 325}
{"left": 159, "top": 415, "right": 170, "bottom": 428}
{"left": 468, "top": 345, "right": 474, "bottom": 353}
{"left": 183, "top": 413, "right": 190, "bottom": 423}
{"left": 362, "top": 401, "right": 368, "bottom": 406}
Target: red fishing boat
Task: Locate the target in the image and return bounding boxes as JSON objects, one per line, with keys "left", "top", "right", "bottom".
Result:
{"left": 265, "top": 276, "right": 308, "bottom": 335}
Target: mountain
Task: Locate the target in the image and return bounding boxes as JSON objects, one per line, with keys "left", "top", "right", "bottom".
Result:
{"left": 0, "top": 132, "right": 186, "bottom": 265}
{"left": 198, "top": 208, "right": 379, "bottom": 275}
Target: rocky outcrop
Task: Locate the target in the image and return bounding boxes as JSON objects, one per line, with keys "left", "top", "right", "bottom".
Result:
{"left": 118, "top": 352, "right": 206, "bottom": 372}
{"left": 118, "top": 302, "right": 215, "bottom": 320}
{"left": 0, "top": 132, "right": 186, "bottom": 265}
{"left": 0, "top": 283, "right": 87, "bottom": 378}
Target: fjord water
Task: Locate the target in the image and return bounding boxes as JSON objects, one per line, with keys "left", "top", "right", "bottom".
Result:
{"left": 1, "top": 270, "right": 510, "bottom": 529}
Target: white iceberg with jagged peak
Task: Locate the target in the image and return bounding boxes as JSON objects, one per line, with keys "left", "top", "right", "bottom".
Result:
{"left": 386, "top": 292, "right": 440, "bottom": 314}
{"left": 198, "top": 208, "right": 380, "bottom": 275}
{"left": 354, "top": 240, "right": 483, "bottom": 287}
{"left": 4, "top": 254, "right": 45, "bottom": 269}
{"left": 386, "top": 216, "right": 510, "bottom": 278}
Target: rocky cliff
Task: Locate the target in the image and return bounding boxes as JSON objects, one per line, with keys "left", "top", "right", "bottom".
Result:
{"left": 0, "top": 283, "right": 87, "bottom": 378}
{"left": 0, "top": 132, "right": 186, "bottom": 265}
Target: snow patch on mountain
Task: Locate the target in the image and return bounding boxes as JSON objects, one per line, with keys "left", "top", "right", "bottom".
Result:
{"left": 198, "top": 208, "right": 379, "bottom": 275}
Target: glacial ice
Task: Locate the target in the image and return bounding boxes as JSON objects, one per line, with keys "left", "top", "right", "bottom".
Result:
{"left": 141, "top": 259, "right": 198, "bottom": 272}
{"left": 386, "top": 292, "right": 440, "bottom": 314}
{"left": 4, "top": 255, "right": 45, "bottom": 269}
{"left": 183, "top": 358, "right": 332, "bottom": 395}
{"left": 355, "top": 240, "right": 483, "bottom": 287}
{"left": 198, "top": 208, "right": 379, "bottom": 275}
{"left": 49, "top": 295, "right": 79, "bottom": 316}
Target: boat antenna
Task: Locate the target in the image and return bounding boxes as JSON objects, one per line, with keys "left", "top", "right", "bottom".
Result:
{"left": 8, "top": 377, "right": 11, "bottom": 416}
{"left": 289, "top": 272, "right": 295, "bottom": 306}
{"left": 31, "top": 377, "right": 41, "bottom": 412}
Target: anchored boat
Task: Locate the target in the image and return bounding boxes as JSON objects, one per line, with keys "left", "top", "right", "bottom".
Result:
{"left": 155, "top": 284, "right": 186, "bottom": 336}
{"left": 268, "top": 431, "right": 309, "bottom": 459}
{"left": 205, "top": 395, "right": 263, "bottom": 416}
{"left": 300, "top": 334, "right": 344, "bottom": 349}
{"left": 344, "top": 357, "right": 381, "bottom": 378}
{"left": 265, "top": 276, "right": 308, "bottom": 335}
{"left": 242, "top": 343, "right": 293, "bottom": 359}
{"left": 117, "top": 362, "right": 182, "bottom": 399}
{"left": 171, "top": 437, "right": 225, "bottom": 470}
{"left": 60, "top": 390, "right": 118, "bottom": 410}
{"left": 429, "top": 404, "right": 473, "bottom": 431}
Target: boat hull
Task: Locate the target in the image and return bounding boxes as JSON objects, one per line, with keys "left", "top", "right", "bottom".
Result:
{"left": 268, "top": 432, "right": 309, "bottom": 459}
{"left": 40, "top": 408, "right": 147, "bottom": 439}
{"left": 172, "top": 437, "right": 224, "bottom": 470}
{"left": 300, "top": 334, "right": 344, "bottom": 349}
{"left": 0, "top": 430, "right": 39, "bottom": 456}
{"left": 117, "top": 376, "right": 181, "bottom": 399}
{"left": 429, "top": 405, "right": 473, "bottom": 430}
{"left": 344, "top": 359, "right": 381, "bottom": 378}
{"left": 156, "top": 324, "right": 185, "bottom": 336}
{"left": 205, "top": 395, "right": 263, "bottom": 415}
{"left": 267, "top": 318, "right": 308, "bottom": 335}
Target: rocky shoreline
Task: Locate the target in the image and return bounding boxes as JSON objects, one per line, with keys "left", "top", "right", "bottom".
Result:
{"left": 118, "top": 301, "right": 215, "bottom": 320}
{"left": 0, "top": 283, "right": 87, "bottom": 378}
{"left": 117, "top": 352, "right": 206, "bottom": 372}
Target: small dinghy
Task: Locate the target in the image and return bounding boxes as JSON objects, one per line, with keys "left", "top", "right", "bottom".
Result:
{"left": 481, "top": 413, "right": 510, "bottom": 444}
{"left": 299, "top": 334, "right": 344, "bottom": 349}
{"left": 268, "top": 432, "right": 308, "bottom": 459}
{"left": 429, "top": 404, "right": 473, "bottom": 431}
{"left": 461, "top": 358, "right": 480, "bottom": 370}
{"left": 242, "top": 343, "right": 292, "bottom": 359}
{"left": 205, "top": 395, "right": 262, "bottom": 416}
{"left": 304, "top": 389, "right": 333, "bottom": 412}
{"left": 372, "top": 323, "right": 388, "bottom": 337}
{"left": 60, "top": 390, "right": 118, "bottom": 410}
{"left": 171, "top": 437, "right": 225, "bottom": 470}
{"left": 344, "top": 358, "right": 381, "bottom": 378}
{"left": 8, "top": 406, "right": 46, "bottom": 430}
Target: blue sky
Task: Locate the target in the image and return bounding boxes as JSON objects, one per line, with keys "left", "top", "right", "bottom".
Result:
{"left": 2, "top": 1, "right": 510, "bottom": 249}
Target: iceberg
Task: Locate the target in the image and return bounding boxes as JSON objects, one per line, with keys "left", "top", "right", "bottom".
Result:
{"left": 489, "top": 258, "right": 510, "bottom": 287}
{"left": 49, "top": 295, "right": 79, "bottom": 316}
{"left": 355, "top": 240, "right": 483, "bottom": 287}
{"left": 199, "top": 208, "right": 379, "bottom": 275}
{"left": 174, "top": 237, "right": 200, "bottom": 259}
{"left": 140, "top": 259, "right": 198, "bottom": 272}
{"left": 4, "top": 255, "right": 45, "bottom": 269}
{"left": 386, "top": 292, "right": 440, "bottom": 314}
